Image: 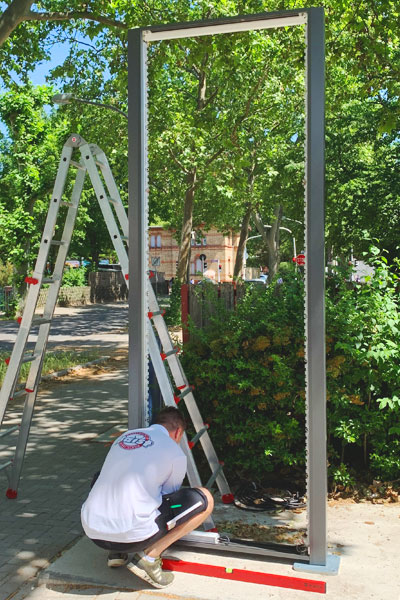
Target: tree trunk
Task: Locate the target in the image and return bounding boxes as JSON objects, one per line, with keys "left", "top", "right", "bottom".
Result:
{"left": 233, "top": 203, "right": 252, "bottom": 280}
{"left": 266, "top": 204, "right": 283, "bottom": 278}
{"left": 253, "top": 203, "right": 283, "bottom": 278}
{"left": 176, "top": 169, "right": 196, "bottom": 282}
{"left": 0, "top": 0, "right": 32, "bottom": 46}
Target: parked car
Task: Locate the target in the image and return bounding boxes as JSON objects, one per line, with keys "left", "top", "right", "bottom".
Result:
{"left": 65, "top": 259, "right": 80, "bottom": 269}
{"left": 245, "top": 278, "right": 268, "bottom": 285}
{"left": 98, "top": 263, "right": 122, "bottom": 272}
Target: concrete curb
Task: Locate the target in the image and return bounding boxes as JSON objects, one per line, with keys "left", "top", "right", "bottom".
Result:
{"left": 38, "top": 571, "right": 137, "bottom": 593}
{"left": 40, "top": 356, "right": 111, "bottom": 381}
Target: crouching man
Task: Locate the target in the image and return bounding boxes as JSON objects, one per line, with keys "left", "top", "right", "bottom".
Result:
{"left": 81, "top": 407, "right": 213, "bottom": 588}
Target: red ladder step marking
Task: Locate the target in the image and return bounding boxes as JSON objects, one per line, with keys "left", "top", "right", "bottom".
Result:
{"left": 221, "top": 493, "right": 234, "bottom": 504}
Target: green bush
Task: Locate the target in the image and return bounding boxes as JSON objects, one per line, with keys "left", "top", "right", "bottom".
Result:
{"left": 165, "top": 277, "right": 182, "bottom": 327}
{"left": 182, "top": 272, "right": 306, "bottom": 483}
{"left": 278, "top": 261, "right": 296, "bottom": 275}
{"left": 0, "top": 260, "right": 13, "bottom": 287}
{"left": 181, "top": 248, "right": 400, "bottom": 485}
{"left": 61, "top": 266, "right": 87, "bottom": 287}
{"left": 325, "top": 248, "right": 400, "bottom": 481}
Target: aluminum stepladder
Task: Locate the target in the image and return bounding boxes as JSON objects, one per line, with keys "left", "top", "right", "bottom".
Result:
{"left": 0, "top": 135, "right": 233, "bottom": 528}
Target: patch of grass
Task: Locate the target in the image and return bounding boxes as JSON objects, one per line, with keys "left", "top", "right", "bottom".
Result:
{"left": 0, "top": 349, "right": 103, "bottom": 386}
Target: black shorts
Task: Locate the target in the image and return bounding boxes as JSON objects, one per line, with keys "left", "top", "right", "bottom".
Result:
{"left": 91, "top": 487, "right": 208, "bottom": 553}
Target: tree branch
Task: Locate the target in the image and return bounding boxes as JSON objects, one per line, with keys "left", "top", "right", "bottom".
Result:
{"left": 0, "top": 0, "right": 128, "bottom": 47}
{"left": 230, "top": 65, "right": 269, "bottom": 144}
{"left": 168, "top": 148, "right": 190, "bottom": 174}
{"left": 202, "top": 86, "right": 219, "bottom": 109}
{"left": 0, "top": 0, "right": 32, "bottom": 47}
{"left": 205, "top": 147, "right": 224, "bottom": 167}
{"left": 26, "top": 10, "right": 127, "bottom": 30}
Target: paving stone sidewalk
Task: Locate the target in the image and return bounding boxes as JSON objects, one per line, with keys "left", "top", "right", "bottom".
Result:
{"left": 0, "top": 368, "right": 129, "bottom": 600}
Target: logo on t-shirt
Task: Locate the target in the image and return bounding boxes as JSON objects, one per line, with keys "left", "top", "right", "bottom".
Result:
{"left": 118, "top": 431, "right": 154, "bottom": 450}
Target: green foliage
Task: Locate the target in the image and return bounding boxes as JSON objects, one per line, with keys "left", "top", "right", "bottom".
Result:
{"left": 182, "top": 250, "right": 400, "bottom": 484}
{"left": 329, "top": 463, "right": 356, "bottom": 489}
{"left": 0, "top": 260, "right": 13, "bottom": 287}
{"left": 0, "top": 0, "right": 399, "bottom": 280}
{"left": 326, "top": 98, "right": 400, "bottom": 261}
{"left": 165, "top": 278, "right": 182, "bottom": 327}
{"left": 61, "top": 266, "right": 87, "bottom": 287}
{"left": 182, "top": 272, "right": 306, "bottom": 481}
{"left": 0, "top": 83, "right": 70, "bottom": 286}
{"left": 325, "top": 247, "right": 400, "bottom": 480}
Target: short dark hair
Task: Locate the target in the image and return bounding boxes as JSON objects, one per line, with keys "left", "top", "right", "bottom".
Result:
{"left": 154, "top": 407, "right": 187, "bottom": 432}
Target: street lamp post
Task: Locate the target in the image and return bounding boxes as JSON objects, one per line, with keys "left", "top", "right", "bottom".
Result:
{"left": 243, "top": 225, "right": 297, "bottom": 276}
{"left": 52, "top": 93, "right": 128, "bottom": 120}
{"left": 282, "top": 216, "right": 303, "bottom": 226}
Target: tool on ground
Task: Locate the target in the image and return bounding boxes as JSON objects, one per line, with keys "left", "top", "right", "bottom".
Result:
{"left": 161, "top": 557, "right": 326, "bottom": 594}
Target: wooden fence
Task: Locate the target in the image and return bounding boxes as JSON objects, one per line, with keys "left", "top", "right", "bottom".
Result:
{"left": 89, "top": 271, "right": 168, "bottom": 303}
{"left": 181, "top": 282, "right": 245, "bottom": 342}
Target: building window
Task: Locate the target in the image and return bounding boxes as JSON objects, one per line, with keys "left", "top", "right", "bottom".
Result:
{"left": 202, "top": 237, "right": 207, "bottom": 246}
{"left": 190, "top": 262, "right": 195, "bottom": 274}
{"left": 150, "top": 233, "right": 162, "bottom": 248}
{"left": 195, "top": 258, "right": 203, "bottom": 273}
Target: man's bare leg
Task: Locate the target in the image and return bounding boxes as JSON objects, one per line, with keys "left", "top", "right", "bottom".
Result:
{"left": 144, "top": 487, "right": 214, "bottom": 558}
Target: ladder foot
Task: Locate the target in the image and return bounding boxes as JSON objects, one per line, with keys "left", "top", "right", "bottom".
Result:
{"left": 222, "top": 493, "right": 234, "bottom": 504}
{"left": 6, "top": 488, "right": 17, "bottom": 499}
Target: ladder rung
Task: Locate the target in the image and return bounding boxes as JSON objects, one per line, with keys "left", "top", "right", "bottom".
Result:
{"left": 205, "top": 463, "right": 224, "bottom": 490}
{"left": 21, "top": 353, "right": 37, "bottom": 364}
{"left": 188, "top": 425, "right": 209, "bottom": 449}
{"left": 161, "top": 348, "right": 180, "bottom": 361}
{"left": 32, "top": 316, "right": 52, "bottom": 326}
{"left": 0, "top": 461, "right": 12, "bottom": 472}
{"left": 109, "top": 197, "right": 120, "bottom": 205}
{"left": 95, "top": 160, "right": 106, "bottom": 168}
{"left": 70, "top": 160, "right": 86, "bottom": 171}
{"left": 174, "top": 385, "right": 194, "bottom": 404}
{"left": 50, "top": 240, "right": 66, "bottom": 247}
{"left": 42, "top": 277, "right": 59, "bottom": 284}
{"left": 121, "top": 235, "right": 128, "bottom": 241}
{"left": 61, "top": 201, "right": 75, "bottom": 208}
{"left": 148, "top": 310, "right": 166, "bottom": 319}
{"left": 11, "top": 389, "right": 29, "bottom": 399}
{"left": 0, "top": 426, "right": 18, "bottom": 439}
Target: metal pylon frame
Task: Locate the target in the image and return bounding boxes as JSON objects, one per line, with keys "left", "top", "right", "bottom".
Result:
{"left": 128, "top": 7, "right": 339, "bottom": 573}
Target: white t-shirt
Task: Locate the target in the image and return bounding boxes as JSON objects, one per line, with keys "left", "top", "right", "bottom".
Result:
{"left": 81, "top": 424, "right": 187, "bottom": 543}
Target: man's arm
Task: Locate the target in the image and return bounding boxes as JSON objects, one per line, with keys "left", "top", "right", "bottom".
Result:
{"left": 161, "top": 454, "right": 187, "bottom": 494}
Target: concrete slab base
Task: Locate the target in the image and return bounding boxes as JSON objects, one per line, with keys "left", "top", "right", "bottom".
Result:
{"left": 293, "top": 554, "right": 340, "bottom": 575}
{"left": 38, "top": 536, "right": 325, "bottom": 600}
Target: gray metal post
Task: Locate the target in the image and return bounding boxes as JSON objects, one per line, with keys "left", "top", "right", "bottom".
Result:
{"left": 305, "top": 6, "right": 327, "bottom": 566}
{"left": 128, "top": 29, "right": 148, "bottom": 429}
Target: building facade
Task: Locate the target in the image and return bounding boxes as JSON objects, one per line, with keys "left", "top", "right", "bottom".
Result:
{"left": 148, "top": 226, "right": 242, "bottom": 282}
